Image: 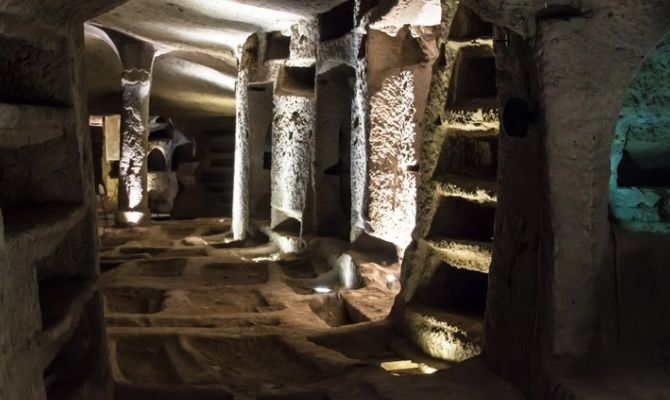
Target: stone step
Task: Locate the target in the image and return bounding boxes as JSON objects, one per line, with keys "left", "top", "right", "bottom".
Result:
{"left": 448, "top": 96, "right": 499, "bottom": 113}
{"left": 444, "top": 126, "right": 499, "bottom": 139}
{"left": 446, "top": 39, "right": 494, "bottom": 52}
{"left": 443, "top": 107, "right": 499, "bottom": 131}
{"left": 433, "top": 173, "right": 497, "bottom": 204}
{"left": 404, "top": 305, "right": 483, "bottom": 362}
{"left": 419, "top": 237, "right": 492, "bottom": 273}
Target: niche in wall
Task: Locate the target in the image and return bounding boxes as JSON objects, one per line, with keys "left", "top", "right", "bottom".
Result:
{"left": 427, "top": 196, "right": 496, "bottom": 242}
{"left": 403, "top": 4, "right": 499, "bottom": 363}
{"left": 277, "top": 66, "right": 316, "bottom": 97}
{"left": 357, "top": 0, "right": 379, "bottom": 25}
{"left": 447, "top": 46, "right": 497, "bottom": 110}
{"left": 247, "top": 82, "right": 274, "bottom": 220}
{"left": 263, "top": 125, "right": 272, "bottom": 171}
{"left": 314, "top": 65, "right": 355, "bottom": 239}
{"left": 434, "top": 135, "right": 498, "bottom": 178}
{"left": 273, "top": 216, "right": 302, "bottom": 237}
{"left": 413, "top": 262, "right": 488, "bottom": 318}
{"left": 448, "top": 4, "right": 493, "bottom": 40}
{"left": 502, "top": 97, "right": 530, "bottom": 138}
{"left": 266, "top": 32, "right": 291, "bottom": 60}
{"left": 319, "top": 0, "right": 355, "bottom": 41}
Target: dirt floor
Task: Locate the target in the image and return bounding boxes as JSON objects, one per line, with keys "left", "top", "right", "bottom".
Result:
{"left": 99, "top": 218, "right": 522, "bottom": 400}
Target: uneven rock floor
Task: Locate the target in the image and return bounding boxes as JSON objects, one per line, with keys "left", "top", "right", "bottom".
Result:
{"left": 99, "top": 218, "right": 522, "bottom": 400}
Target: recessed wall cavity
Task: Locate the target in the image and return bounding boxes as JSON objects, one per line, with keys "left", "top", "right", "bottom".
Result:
{"left": 277, "top": 66, "right": 316, "bottom": 97}
{"left": 448, "top": 5, "right": 493, "bottom": 40}
{"left": 313, "top": 65, "right": 355, "bottom": 239}
{"left": 319, "top": 0, "right": 355, "bottom": 41}
{"left": 147, "top": 149, "right": 167, "bottom": 172}
{"left": 247, "top": 82, "right": 275, "bottom": 220}
{"left": 266, "top": 32, "right": 291, "bottom": 60}
{"left": 501, "top": 98, "right": 530, "bottom": 138}
{"left": 447, "top": 46, "right": 497, "bottom": 109}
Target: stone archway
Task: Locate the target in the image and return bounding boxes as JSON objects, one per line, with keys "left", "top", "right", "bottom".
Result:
{"left": 610, "top": 32, "right": 670, "bottom": 233}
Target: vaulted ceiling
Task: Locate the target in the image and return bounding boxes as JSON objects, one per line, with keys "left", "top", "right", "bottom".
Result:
{"left": 85, "top": 0, "right": 347, "bottom": 118}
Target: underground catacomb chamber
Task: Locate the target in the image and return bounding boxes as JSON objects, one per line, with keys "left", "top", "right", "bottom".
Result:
{"left": 8, "top": 0, "right": 669, "bottom": 398}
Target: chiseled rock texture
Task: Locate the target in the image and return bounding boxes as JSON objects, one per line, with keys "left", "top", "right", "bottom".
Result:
{"left": 461, "top": 0, "right": 670, "bottom": 398}
{"left": 0, "top": 6, "right": 111, "bottom": 398}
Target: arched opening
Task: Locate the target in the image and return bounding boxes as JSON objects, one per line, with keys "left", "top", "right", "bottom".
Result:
{"left": 608, "top": 32, "right": 670, "bottom": 355}
{"left": 147, "top": 148, "right": 168, "bottom": 172}
{"left": 149, "top": 116, "right": 172, "bottom": 141}
{"left": 171, "top": 142, "right": 194, "bottom": 172}
{"left": 610, "top": 33, "right": 670, "bottom": 231}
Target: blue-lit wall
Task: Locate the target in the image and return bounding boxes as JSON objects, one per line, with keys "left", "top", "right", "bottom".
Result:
{"left": 610, "top": 34, "right": 670, "bottom": 232}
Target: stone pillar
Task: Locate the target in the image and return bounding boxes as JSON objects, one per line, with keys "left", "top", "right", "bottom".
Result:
{"left": 364, "top": 26, "right": 438, "bottom": 250}
{"left": 232, "top": 69, "right": 250, "bottom": 239}
{"left": 350, "top": 18, "right": 370, "bottom": 242}
{"left": 105, "top": 30, "right": 157, "bottom": 226}
{"left": 270, "top": 20, "right": 319, "bottom": 235}
{"left": 232, "top": 35, "right": 259, "bottom": 240}
{"left": 115, "top": 68, "right": 152, "bottom": 226}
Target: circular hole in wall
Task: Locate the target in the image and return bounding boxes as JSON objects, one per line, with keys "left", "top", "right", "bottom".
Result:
{"left": 502, "top": 98, "right": 530, "bottom": 138}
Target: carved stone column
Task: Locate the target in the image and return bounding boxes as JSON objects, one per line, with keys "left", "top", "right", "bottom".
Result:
{"left": 115, "top": 68, "right": 152, "bottom": 225}
{"left": 105, "top": 29, "right": 157, "bottom": 226}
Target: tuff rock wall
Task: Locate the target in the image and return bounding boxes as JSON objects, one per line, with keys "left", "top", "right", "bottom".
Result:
{"left": 461, "top": 0, "right": 670, "bottom": 397}
{"left": 0, "top": 14, "right": 111, "bottom": 399}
